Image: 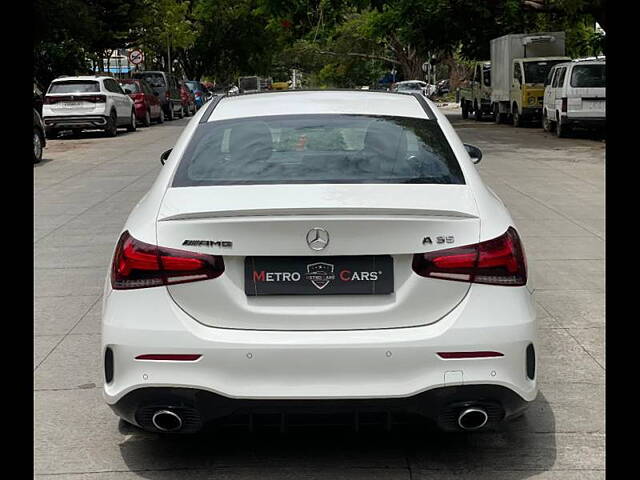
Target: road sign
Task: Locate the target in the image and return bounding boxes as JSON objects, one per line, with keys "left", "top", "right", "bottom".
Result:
{"left": 129, "top": 49, "right": 144, "bottom": 65}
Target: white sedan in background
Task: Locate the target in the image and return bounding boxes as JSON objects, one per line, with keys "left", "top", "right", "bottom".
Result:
{"left": 102, "top": 90, "right": 536, "bottom": 434}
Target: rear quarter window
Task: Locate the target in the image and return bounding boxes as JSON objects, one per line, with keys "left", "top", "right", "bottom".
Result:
{"left": 173, "top": 114, "right": 465, "bottom": 187}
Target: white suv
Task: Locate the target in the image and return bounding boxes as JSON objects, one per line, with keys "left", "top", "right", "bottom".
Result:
{"left": 42, "top": 76, "right": 136, "bottom": 138}
{"left": 542, "top": 59, "right": 606, "bottom": 137}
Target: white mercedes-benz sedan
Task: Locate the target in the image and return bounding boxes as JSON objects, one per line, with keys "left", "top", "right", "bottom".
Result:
{"left": 102, "top": 90, "right": 537, "bottom": 433}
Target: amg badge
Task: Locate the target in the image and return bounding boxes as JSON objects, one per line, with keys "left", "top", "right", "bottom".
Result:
{"left": 182, "top": 240, "right": 233, "bottom": 248}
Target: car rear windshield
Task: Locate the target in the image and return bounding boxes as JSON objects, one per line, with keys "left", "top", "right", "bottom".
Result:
{"left": 119, "top": 82, "right": 140, "bottom": 94}
{"left": 49, "top": 81, "right": 100, "bottom": 94}
{"left": 133, "top": 73, "right": 166, "bottom": 88}
{"left": 172, "top": 114, "right": 465, "bottom": 187}
{"left": 398, "top": 83, "right": 424, "bottom": 90}
{"left": 184, "top": 81, "right": 199, "bottom": 91}
{"left": 570, "top": 64, "right": 605, "bottom": 88}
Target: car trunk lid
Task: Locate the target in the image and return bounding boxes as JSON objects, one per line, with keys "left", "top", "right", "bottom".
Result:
{"left": 157, "top": 184, "right": 480, "bottom": 330}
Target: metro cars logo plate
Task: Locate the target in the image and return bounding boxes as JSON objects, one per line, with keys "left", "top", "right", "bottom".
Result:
{"left": 245, "top": 256, "right": 394, "bottom": 296}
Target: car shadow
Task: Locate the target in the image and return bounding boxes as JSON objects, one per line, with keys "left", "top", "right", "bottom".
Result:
{"left": 117, "top": 391, "right": 555, "bottom": 479}
{"left": 34, "top": 157, "right": 54, "bottom": 167}
{"left": 53, "top": 129, "right": 141, "bottom": 140}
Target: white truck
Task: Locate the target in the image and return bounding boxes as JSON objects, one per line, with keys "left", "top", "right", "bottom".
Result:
{"left": 490, "top": 32, "right": 570, "bottom": 126}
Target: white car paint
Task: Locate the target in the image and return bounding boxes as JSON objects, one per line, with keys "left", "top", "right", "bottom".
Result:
{"left": 102, "top": 91, "right": 537, "bottom": 432}
{"left": 42, "top": 76, "right": 134, "bottom": 131}
{"left": 543, "top": 59, "right": 606, "bottom": 131}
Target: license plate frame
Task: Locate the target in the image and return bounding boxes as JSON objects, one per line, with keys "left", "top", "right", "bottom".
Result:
{"left": 245, "top": 255, "right": 394, "bottom": 296}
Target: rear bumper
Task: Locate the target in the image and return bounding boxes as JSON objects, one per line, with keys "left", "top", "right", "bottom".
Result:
{"left": 102, "top": 283, "right": 538, "bottom": 408}
{"left": 43, "top": 115, "right": 107, "bottom": 129}
{"left": 110, "top": 384, "right": 531, "bottom": 433}
{"left": 565, "top": 116, "right": 606, "bottom": 127}
{"left": 521, "top": 107, "right": 542, "bottom": 119}
{"left": 133, "top": 103, "right": 147, "bottom": 120}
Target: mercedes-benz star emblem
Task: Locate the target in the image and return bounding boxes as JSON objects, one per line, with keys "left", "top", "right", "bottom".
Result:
{"left": 306, "top": 227, "right": 330, "bottom": 251}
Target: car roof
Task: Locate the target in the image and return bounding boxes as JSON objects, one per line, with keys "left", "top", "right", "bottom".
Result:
{"left": 520, "top": 56, "right": 571, "bottom": 62}
{"left": 208, "top": 90, "right": 431, "bottom": 122}
{"left": 52, "top": 76, "right": 108, "bottom": 82}
{"left": 570, "top": 59, "right": 606, "bottom": 65}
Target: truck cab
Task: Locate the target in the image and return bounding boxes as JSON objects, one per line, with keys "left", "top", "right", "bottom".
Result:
{"left": 510, "top": 57, "right": 570, "bottom": 126}
{"left": 460, "top": 61, "right": 491, "bottom": 120}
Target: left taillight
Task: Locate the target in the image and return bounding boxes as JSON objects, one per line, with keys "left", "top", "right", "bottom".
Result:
{"left": 111, "top": 231, "right": 225, "bottom": 290}
{"left": 412, "top": 227, "right": 527, "bottom": 286}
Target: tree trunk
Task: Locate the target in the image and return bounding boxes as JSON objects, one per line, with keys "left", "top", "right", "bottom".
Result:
{"left": 387, "top": 35, "right": 424, "bottom": 81}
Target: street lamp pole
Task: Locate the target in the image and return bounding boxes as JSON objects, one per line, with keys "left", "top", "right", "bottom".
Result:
{"left": 167, "top": 33, "right": 171, "bottom": 73}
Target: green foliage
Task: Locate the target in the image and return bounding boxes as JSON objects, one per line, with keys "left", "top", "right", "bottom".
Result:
{"left": 34, "top": 40, "right": 93, "bottom": 88}
{"left": 34, "top": 0, "right": 607, "bottom": 89}
{"left": 138, "top": 0, "right": 197, "bottom": 70}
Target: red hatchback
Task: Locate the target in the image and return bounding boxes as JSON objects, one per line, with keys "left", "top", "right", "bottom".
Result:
{"left": 118, "top": 79, "right": 164, "bottom": 127}
{"left": 179, "top": 82, "right": 197, "bottom": 117}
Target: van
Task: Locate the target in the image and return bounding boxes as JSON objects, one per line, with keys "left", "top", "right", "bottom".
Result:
{"left": 132, "top": 71, "right": 183, "bottom": 121}
{"left": 542, "top": 59, "right": 606, "bottom": 137}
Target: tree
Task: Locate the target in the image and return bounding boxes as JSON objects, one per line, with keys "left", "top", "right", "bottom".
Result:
{"left": 174, "top": 0, "right": 277, "bottom": 83}
{"left": 85, "top": 0, "right": 146, "bottom": 71}
{"left": 33, "top": 0, "right": 98, "bottom": 85}
{"left": 523, "top": 0, "right": 606, "bottom": 32}
{"left": 136, "top": 0, "right": 197, "bottom": 72}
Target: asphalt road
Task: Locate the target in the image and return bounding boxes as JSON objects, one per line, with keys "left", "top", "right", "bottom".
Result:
{"left": 34, "top": 106, "right": 605, "bottom": 479}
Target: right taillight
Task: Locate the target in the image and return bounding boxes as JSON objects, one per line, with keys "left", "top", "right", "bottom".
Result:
{"left": 561, "top": 97, "right": 568, "bottom": 112}
{"left": 111, "top": 231, "right": 225, "bottom": 290}
{"left": 412, "top": 227, "right": 527, "bottom": 286}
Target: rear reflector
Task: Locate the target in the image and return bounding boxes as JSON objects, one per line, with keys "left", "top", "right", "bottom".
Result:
{"left": 135, "top": 354, "right": 202, "bottom": 361}
{"left": 111, "top": 231, "right": 224, "bottom": 290}
{"left": 526, "top": 344, "right": 536, "bottom": 379}
{"left": 437, "top": 351, "right": 504, "bottom": 359}
{"left": 104, "top": 347, "right": 114, "bottom": 382}
{"left": 412, "top": 227, "right": 527, "bottom": 286}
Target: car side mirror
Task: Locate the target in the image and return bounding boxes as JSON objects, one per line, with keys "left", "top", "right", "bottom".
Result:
{"left": 464, "top": 144, "right": 482, "bottom": 164}
{"left": 160, "top": 148, "right": 172, "bottom": 166}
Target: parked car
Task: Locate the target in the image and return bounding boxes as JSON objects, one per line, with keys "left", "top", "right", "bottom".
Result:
{"left": 542, "top": 58, "right": 606, "bottom": 137}
{"left": 103, "top": 90, "right": 536, "bottom": 434}
{"left": 178, "top": 82, "right": 197, "bottom": 117}
{"left": 390, "top": 80, "right": 428, "bottom": 96}
{"left": 183, "top": 80, "right": 207, "bottom": 109}
{"left": 131, "top": 71, "right": 183, "bottom": 120}
{"left": 118, "top": 79, "right": 164, "bottom": 127}
{"left": 33, "top": 108, "right": 46, "bottom": 163}
{"left": 42, "top": 75, "right": 136, "bottom": 138}
{"left": 459, "top": 61, "right": 492, "bottom": 120}
{"left": 436, "top": 79, "right": 450, "bottom": 95}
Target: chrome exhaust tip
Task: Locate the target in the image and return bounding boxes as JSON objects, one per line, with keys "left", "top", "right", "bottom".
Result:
{"left": 151, "top": 410, "right": 183, "bottom": 432}
{"left": 457, "top": 407, "right": 489, "bottom": 431}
